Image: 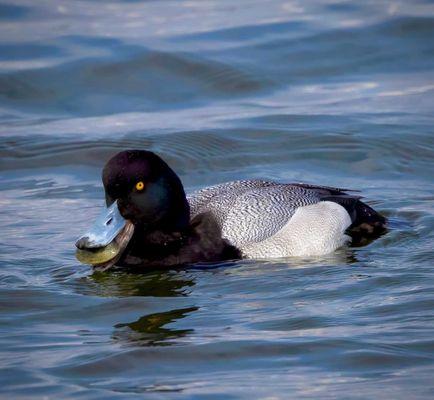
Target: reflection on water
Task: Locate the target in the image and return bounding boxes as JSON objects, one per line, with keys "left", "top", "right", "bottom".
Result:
{"left": 113, "top": 307, "right": 198, "bottom": 346}
{"left": 0, "top": 0, "right": 434, "bottom": 398}
{"left": 78, "top": 270, "right": 195, "bottom": 298}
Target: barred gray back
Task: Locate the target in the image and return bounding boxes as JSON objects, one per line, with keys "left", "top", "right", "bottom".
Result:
{"left": 187, "top": 180, "right": 329, "bottom": 247}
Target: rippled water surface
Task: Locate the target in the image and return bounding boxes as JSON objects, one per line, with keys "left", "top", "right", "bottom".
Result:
{"left": 1, "top": 0, "right": 434, "bottom": 398}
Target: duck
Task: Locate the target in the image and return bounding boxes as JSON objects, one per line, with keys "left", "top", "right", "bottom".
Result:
{"left": 75, "top": 150, "right": 387, "bottom": 271}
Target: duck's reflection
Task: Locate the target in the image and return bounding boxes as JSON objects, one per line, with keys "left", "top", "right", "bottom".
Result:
{"left": 113, "top": 306, "right": 198, "bottom": 346}
{"left": 250, "top": 247, "right": 360, "bottom": 269}
{"left": 79, "top": 269, "right": 195, "bottom": 297}
{"left": 75, "top": 269, "right": 199, "bottom": 345}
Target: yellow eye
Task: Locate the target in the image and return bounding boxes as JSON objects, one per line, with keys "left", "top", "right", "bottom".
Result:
{"left": 135, "top": 181, "right": 145, "bottom": 191}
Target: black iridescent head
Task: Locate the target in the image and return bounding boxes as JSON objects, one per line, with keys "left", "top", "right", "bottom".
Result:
{"left": 102, "top": 150, "right": 190, "bottom": 231}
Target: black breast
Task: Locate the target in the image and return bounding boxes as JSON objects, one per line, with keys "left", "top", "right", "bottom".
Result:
{"left": 117, "top": 212, "right": 241, "bottom": 269}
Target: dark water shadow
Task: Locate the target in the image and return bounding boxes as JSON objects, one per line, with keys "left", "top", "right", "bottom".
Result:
{"left": 0, "top": 45, "right": 272, "bottom": 117}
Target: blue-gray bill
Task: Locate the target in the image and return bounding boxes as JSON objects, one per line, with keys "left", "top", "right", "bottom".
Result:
{"left": 75, "top": 201, "right": 134, "bottom": 268}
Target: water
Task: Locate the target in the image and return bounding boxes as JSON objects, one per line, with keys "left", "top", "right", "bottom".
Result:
{"left": 1, "top": 0, "right": 434, "bottom": 398}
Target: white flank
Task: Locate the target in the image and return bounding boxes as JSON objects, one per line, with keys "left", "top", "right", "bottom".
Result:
{"left": 241, "top": 201, "right": 352, "bottom": 258}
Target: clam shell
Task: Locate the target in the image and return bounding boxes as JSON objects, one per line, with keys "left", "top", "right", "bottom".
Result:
{"left": 76, "top": 241, "right": 120, "bottom": 265}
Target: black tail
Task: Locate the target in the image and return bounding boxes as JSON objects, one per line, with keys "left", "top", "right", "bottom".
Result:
{"left": 290, "top": 183, "right": 387, "bottom": 247}
{"left": 347, "top": 200, "right": 387, "bottom": 246}
{"left": 324, "top": 195, "right": 387, "bottom": 246}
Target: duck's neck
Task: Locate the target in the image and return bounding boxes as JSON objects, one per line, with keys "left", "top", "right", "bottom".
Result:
{"left": 159, "top": 169, "right": 191, "bottom": 233}
{"left": 159, "top": 194, "right": 190, "bottom": 233}
{"left": 139, "top": 178, "right": 190, "bottom": 235}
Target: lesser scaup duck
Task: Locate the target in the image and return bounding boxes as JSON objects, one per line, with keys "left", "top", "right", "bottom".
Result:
{"left": 75, "top": 150, "right": 386, "bottom": 270}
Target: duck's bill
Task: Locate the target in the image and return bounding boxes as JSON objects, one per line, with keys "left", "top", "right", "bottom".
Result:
{"left": 75, "top": 201, "right": 135, "bottom": 271}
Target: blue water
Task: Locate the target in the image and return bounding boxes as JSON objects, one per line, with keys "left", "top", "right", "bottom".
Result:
{"left": 1, "top": 0, "right": 434, "bottom": 398}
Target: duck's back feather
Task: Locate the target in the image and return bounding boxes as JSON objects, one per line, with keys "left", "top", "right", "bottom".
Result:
{"left": 188, "top": 180, "right": 386, "bottom": 257}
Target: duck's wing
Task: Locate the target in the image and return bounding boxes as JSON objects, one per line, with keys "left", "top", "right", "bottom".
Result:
{"left": 289, "top": 182, "right": 360, "bottom": 195}
{"left": 188, "top": 180, "right": 359, "bottom": 248}
{"left": 188, "top": 180, "right": 276, "bottom": 223}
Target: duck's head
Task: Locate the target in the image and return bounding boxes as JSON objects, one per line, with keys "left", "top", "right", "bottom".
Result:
{"left": 75, "top": 150, "right": 190, "bottom": 270}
